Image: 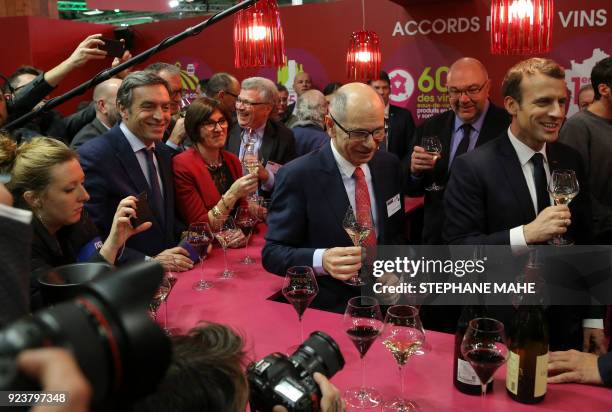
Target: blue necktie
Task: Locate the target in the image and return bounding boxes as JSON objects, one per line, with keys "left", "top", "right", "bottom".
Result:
{"left": 144, "top": 147, "right": 165, "bottom": 227}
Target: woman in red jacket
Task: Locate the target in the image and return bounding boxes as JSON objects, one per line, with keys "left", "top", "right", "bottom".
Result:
{"left": 173, "top": 97, "right": 258, "bottom": 225}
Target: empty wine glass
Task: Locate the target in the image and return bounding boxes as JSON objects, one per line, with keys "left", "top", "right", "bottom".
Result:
{"left": 211, "top": 216, "right": 237, "bottom": 279}
{"left": 187, "top": 222, "right": 213, "bottom": 291}
{"left": 422, "top": 136, "right": 444, "bottom": 191}
{"left": 282, "top": 266, "right": 318, "bottom": 351}
{"left": 548, "top": 169, "right": 579, "bottom": 246}
{"left": 242, "top": 139, "right": 260, "bottom": 202}
{"left": 342, "top": 207, "right": 371, "bottom": 287}
{"left": 235, "top": 206, "right": 257, "bottom": 264}
{"left": 343, "top": 296, "right": 383, "bottom": 408}
{"left": 381, "top": 305, "right": 428, "bottom": 411}
{"left": 461, "top": 318, "right": 509, "bottom": 403}
{"left": 162, "top": 275, "right": 178, "bottom": 336}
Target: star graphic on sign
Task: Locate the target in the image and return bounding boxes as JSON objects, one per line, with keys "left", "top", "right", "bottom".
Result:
{"left": 390, "top": 72, "right": 408, "bottom": 97}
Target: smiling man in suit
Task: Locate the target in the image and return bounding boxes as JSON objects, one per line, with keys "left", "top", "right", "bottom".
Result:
{"left": 226, "top": 77, "right": 296, "bottom": 196}
{"left": 444, "top": 58, "right": 604, "bottom": 352}
{"left": 406, "top": 58, "right": 510, "bottom": 245}
{"left": 78, "top": 71, "right": 193, "bottom": 272}
{"left": 262, "top": 83, "right": 405, "bottom": 313}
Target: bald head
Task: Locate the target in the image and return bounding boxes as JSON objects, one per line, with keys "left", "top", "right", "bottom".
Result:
{"left": 295, "top": 89, "right": 327, "bottom": 127}
{"left": 327, "top": 83, "right": 385, "bottom": 166}
{"left": 93, "top": 78, "right": 122, "bottom": 127}
{"left": 446, "top": 57, "right": 490, "bottom": 123}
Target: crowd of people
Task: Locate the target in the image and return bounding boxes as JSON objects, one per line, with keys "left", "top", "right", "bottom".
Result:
{"left": 0, "top": 32, "right": 611, "bottom": 411}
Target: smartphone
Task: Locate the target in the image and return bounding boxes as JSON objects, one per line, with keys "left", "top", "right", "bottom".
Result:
{"left": 99, "top": 37, "right": 125, "bottom": 58}
{"left": 130, "top": 191, "right": 154, "bottom": 228}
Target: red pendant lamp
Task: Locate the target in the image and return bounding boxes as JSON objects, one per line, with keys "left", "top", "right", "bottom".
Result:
{"left": 346, "top": 0, "right": 381, "bottom": 81}
{"left": 234, "top": 0, "right": 287, "bottom": 68}
{"left": 491, "top": 0, "right": 554, "bottom": 55}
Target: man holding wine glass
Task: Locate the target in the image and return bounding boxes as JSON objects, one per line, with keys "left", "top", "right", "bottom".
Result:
{"left": 263, "top": 82, "right": 405, "bottom": 313}
{"left": 444, "top": 57, "right": 604, "bottom": 352}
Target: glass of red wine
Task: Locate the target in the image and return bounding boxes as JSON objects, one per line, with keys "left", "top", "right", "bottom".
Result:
{"left": 187, "top": 222, "right": 213, "bottom": 291}
{"left": 343, "top": 296, "right": 383, "bottom": 408}
{"left": 282, "top": 266, "right": 318, "bottom": 351}
{"left": 461, "top": 318, "right": 509, "bottom": 402}
{"left": 235, "top": 206, "right": 257, "bottom": 264}
{"left": 381, "top": 305, "right": 428, "bottom": 412}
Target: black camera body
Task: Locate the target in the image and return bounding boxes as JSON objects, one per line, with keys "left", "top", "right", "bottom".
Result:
{"left": 247, "top": 331, "right": 345, "bottom": 412}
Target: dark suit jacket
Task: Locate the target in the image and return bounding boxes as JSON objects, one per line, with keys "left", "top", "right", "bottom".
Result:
{"left": 226, "top": 119, "right": 297, "bottom": 167}
{"left": 78, "top": 125, "right": 184, "bottom": 257}
{"left": 386, "top": 105, "right": 415, "bottom": 160}
{"left": 71, "top": 117, "right": 108, "bottom": 150}
{"left": 405, "top": 103, "right": 510, "bottom": 244}
{"left": 173, "top": 147, "right": 244, "bottom": 225}
{"left": 262, "top": 142, "right": 406, "bottom": 312}
{"left": 599, "top": 352, "right": 612, "bottom": 386}
{"left": 443, "top": 133, "right": 592, "bottom": 245}
{"left": 0, "top": 215, "right": 31, "bottom": 326}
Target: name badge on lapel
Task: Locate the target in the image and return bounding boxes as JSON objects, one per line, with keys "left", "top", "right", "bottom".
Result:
{"left": 386, "top": 194, "right": 401, "bottom": 217}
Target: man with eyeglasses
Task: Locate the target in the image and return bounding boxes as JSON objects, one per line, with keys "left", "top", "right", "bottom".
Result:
{"left": 226, "top": 77, "right": 296, "bottom": 197}
{"left": 406, "top": 57, "right": 510, "bottom": 246}
{"left": 262, "top": 83, "right": 405, "bottom": 313}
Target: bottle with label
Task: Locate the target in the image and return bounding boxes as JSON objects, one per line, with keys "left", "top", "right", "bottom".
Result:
{"left": 453, "top": 304, "right": 493, "bottom": 395}
{"left": 506, "top": 250, "right": 549, "bottom": 404}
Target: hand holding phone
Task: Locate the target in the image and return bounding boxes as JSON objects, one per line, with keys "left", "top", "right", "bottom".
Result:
{"left": 98, "top": 38, "right": 125, "bottom": 58}
{"left": 130, "top": 191, "right": 154, "bottom": 228}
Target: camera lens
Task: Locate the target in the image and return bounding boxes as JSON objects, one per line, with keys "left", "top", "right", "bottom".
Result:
{"left": 291, "top": 331, "right": 345, "bottom": 378}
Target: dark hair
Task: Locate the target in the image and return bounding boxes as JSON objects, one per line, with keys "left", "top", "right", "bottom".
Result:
{"left": 116, "top": 71, "right": 170, "bottom": 111}
{"left": 590, "top": 57, "right": 612, "bottom": 100}
{"left": 367, "top": 71, "right": 390, "bottom": 86}
{"left": 184, "top": 97, "right": 231, "bottom": 145}
{"left": 131, "top": 323, "right": 248, "bottom": 412}
{"left": 501, "top": 58, "right": 565, "bottom": 104}
{"left": 322, "top": 82, "right": 343, "bottom": 96}
{"left": 8, "top": 66, "right": 42, "bottom": 90}
{"left": 144, "top": 62, "right": 181, "bottom": 77}
{"left": 276, "top": 83, "right": 288, "bottom": 93}
{"left": 205, "top": 73, "right": 238, "bottom": 97}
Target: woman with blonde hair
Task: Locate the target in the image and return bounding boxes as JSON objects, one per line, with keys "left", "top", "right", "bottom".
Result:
{"left": 0, "top": 135, "right": 150, "bottom": 283}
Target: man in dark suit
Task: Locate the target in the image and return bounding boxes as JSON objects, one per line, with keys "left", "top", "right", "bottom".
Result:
{"left": 444, "top": 57, "right": 604, "bottom": 352}
{"left": 78, "top": 71, "right": 193, "bottom": 272}
{"left": 262, "top": 83, "right": 405, "bottom": 313}
{"left": 406, "top": 58, "right": 510, "bottom": 245}
{"left": 368, "top": 71, "right": 415, "bottom": 160}
{"left": 226, "top": 77, "right": 296, "bottom": 196}
{"left": 71, "top": 78, "right": 122, "bottom": 150}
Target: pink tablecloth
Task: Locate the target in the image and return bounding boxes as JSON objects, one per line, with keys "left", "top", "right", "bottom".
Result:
{"left": 165, "top": 228, "right": 611, "bottom": 411}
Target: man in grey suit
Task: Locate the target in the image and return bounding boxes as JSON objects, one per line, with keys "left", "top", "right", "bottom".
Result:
{"left": 71, "top": 78, "right": 122, "bottom": 150}
{"left": 225, "top": 77, "right": 296, "bottom": 196}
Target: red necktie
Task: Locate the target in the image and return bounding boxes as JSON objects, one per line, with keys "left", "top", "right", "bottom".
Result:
{"left": 353, "top": 167, "right": 377, "bottom": 247}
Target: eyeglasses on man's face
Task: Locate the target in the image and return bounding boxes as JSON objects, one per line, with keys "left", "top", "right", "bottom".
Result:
{"left": 201, "top": 118, "right": 229, "bottom": 130}
{"left": 329, "top": 113, "right": 385, "bottom": 143}
{"left": 447, "top": 81, "right": 488, "bottom": 99}
{"left": 236, "top": 97, "right": 269, "bottom": 109}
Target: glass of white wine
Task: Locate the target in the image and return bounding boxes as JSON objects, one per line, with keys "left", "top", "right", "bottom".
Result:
{"left": 342, "top": 207, "right": 371, "bottom": 287}
{"left": 241, "top": 139, "right": 260, "bottom": 202}
{"left": 548, "top": 169, "right": 579, "bottom": 246}
{"left": 422, "top": 136, "right": 444, "bottom": 192}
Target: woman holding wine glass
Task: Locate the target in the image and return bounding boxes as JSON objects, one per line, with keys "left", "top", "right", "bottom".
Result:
{"left": 343, "top": 296, "right": 383, "bottom": 408}
{"left": 173, "top": 97, "right": 259, "bottom": 227}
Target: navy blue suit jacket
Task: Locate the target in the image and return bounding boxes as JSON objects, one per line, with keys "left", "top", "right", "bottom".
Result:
{"left": 78, "top": 125, "right": 184, "bottom": 258}
{"left": 262, "top": 142, "right": 406, "bottom": 312}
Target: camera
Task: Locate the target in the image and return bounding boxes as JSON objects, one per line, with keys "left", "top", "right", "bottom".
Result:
{"left": 0, "top": 261, "right": 171, "bottom": 409}
{"left": 247, "top": 331, "right": 345, "bottom": 412}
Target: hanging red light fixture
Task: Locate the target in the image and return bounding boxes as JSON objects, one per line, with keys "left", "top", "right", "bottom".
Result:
{"left": 346, "top": 0, "right": 381, "bottom": 81}
{"left": 234, "top": 0, "right": 286, "bottom": 68}
{"left": 491, "top": 0, "right": 554, "bottom": 55}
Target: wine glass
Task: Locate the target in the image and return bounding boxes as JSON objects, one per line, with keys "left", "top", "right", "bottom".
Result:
{"left": 548, "top": 169, "right": 579, "bottom": 246}
{"left": 461, "top": 318, "right": 509, "bottom": 403}
{"left": 343, "top": 296, "right": 383, "bottom": 408}
{"left": 187, "top": 222, "right": 213, "bottom": 291}
{"left": 161, "top": 275, "right": 178, "bottom": 336}
{"left": 282, "top": 266, "right": 318, "bottom": 351}
{"left": 422, "top": 136, "right": 444, "bottom": 191}
{"left": 342, "top": 207, "right": 371, "bottom": 287}
{"left": 241, "top": 139, "right": 260, "bottom": 202}
{"left": 235, "top": 206, "right": 257, "bottom": 264}
{"left": 211, "top": 216, "right": 237, "bottom": 279}
{"left": 381, "top": 305, "right": 428, "bottom": 411}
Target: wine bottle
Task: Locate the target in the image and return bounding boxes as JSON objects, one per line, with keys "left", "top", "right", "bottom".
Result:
{"left": 453, "top": 305, "right": 493, "bottom": 395}
{"left": 506, "top": 250, "right": 549, "bottom": 404}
